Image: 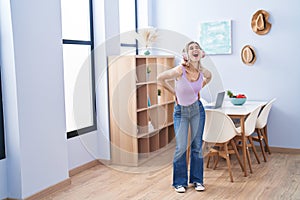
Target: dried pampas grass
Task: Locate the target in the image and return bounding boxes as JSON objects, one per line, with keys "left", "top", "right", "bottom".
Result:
{"left": 138, "top": 27, "right": 158, "bottom": 48}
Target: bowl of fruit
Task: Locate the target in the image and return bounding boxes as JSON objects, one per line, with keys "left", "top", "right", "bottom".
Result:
{"left": 227, "top": 90, "right": 247, "bottom": 106}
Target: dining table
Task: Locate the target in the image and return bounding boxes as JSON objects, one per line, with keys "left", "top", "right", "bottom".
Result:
{"left": 206, "top": 99, "right": 268, "bottom": 177}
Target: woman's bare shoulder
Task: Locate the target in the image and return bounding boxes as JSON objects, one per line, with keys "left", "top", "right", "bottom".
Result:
{"left": 201, "top": 66, "right": 212, "bottom": 80}
{"left": 174, "top": 65, "right": 183, "bottom": 74}
{"left": 200, "top": 66, "right": 210, "bottom": 73}
{"left": 157, "top": 65, "right": 182, "bottom": 81}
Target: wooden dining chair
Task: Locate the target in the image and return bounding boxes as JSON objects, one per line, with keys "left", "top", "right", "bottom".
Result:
{"left": 203, "top": 110, "right": 244, "bottom": 182}
{"left": 235, "top": 106, "right": 262, "bottom": 173}
{"left": 251, "top": 98, "right": 276, "bottom": 162}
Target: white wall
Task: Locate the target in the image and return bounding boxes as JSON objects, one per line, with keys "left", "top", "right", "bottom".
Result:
{"left": 152, "top": 0, "right": 300, "bottom": 149}
{"left": 0, "top": 0, "right": 109, "bottom": 198}
{"left": 0, "top": 0, "right": 20, "bottom": 198}
{"left": 67, "top": 134, "right": 98, "bottom": 169}
{"left": 0, "top": 0, "right": 120, "bottom": 198}
{"left": 0, "top": 160, "right": 7, "bottom": 199}
{"left": 0, "top": 0, "right": 69, "bottom": 198}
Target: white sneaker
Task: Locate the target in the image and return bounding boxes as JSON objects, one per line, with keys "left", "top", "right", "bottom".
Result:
{"left": 174, "top": 185, "right": 186, "bottom": 193}
{"left": 194, "top": 183, "right": 205, "bottom": 191}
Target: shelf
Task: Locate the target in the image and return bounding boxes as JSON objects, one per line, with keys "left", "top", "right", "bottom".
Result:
{"left": 136, "top": 80, "right": 157, "bottom": 86}
{"left": 150, "top": 133, "right": 159, "bottom": 152}
{"left": 136, "top": 85, "right": 147, "bottom": 110}
{"left": 168, "top": 125, "right": 175, "bottom": 143}
{"left": 108, "top": 55, "right": 175, "bottom": 166}
{"left": 159, "top": 128, "right": 168, "bottom": 148}
{"left": 167, "top": 103, "right": 174, "bottom": 124}
{"left": 137, "top": 140, "right": 176, "bottom": 165}
{"left": 138, "top": 137, "right": 149, "bottom": 153}
{"left": 136, "top": 100, "right": 175, "bottom": 112}
{"left": 137, "top": 122, "right": 173, "bottom": 138}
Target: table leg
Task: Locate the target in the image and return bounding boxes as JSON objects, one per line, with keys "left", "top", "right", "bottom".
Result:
{"left": 240, "top": 116, "right": 247, "bottom": 177}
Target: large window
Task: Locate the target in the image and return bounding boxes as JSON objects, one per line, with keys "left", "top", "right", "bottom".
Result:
{"left": 119, "top": 0, "right": 151, "bottom": 55}
{"left": 61, "top": 0, "right": 96, "bottom": 138}
{"left": 119, "top": 0, "right": 138, "bottom": 54}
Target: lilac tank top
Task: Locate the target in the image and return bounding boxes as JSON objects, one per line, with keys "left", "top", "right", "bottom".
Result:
{"left": 175, "top": 66, "right": 204, "bottom": 106}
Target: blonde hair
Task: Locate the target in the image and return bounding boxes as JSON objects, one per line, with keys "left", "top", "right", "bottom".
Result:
{"left": 185, "top": 41, "right": 202, "bottom": 53}
{"left": 182, "top": 41, "right": 202, "bottom": 69}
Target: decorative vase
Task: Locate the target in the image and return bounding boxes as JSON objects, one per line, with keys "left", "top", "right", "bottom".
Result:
{"left": 147, "top": 96, "right": 151, "bottom": 107}
{"left": 144, "top": 49, "right": 151, "bottom": 55}
{"left": 157, "top": 89, "right": 161, "bottom": 104}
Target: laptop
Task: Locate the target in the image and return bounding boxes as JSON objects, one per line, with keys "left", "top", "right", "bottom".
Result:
{"left": 204, "top": 91, "right": 225, "bottom": 109}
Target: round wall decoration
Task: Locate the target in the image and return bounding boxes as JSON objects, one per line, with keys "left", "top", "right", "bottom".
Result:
{"left": 251, "top": 10, "right": 272, "bottom": 35}
{"left": 241, "top": 45, "right": 256, "bottom": 65}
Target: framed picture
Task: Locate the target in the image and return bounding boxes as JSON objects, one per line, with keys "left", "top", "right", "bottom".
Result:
{"left": 199, "top": 20, "right": 232, "bottom": 55}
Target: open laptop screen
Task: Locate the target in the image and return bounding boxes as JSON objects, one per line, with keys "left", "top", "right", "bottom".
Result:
{"left": 204, "top": 91, "right": 225, "bottom": 109}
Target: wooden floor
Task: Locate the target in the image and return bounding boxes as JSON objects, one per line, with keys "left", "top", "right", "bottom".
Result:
{"left": 42, "top": 151, "right": 300, "bottom": 200}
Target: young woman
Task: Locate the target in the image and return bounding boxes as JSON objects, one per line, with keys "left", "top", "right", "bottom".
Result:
{"left": 157, "top": 41, "right": 211, "bottom": 193}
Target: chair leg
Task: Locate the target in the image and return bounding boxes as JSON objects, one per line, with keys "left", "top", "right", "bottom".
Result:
{"left": 213, "top": 155, "right": 220, "bottom": 170}
{"left": 224, "top": 143, "right": 234, "bottom": 182}
{"left": 204, "top": 142, "right": 211, "bottom": 168}
{"left": 230, "top": 139, "right": 244, "bottom": 172}
{"left": 206, "top": 154, "right": 211, "bottom": 168}
{"left": 246, "top": 145, "right": 253, "bottom": 174}
{"left": 263, "top": 126, "right": 271, "bottom": 154}
{"left": 257, "top": 129, "right": 267, "bottom": 162}
{"left": 248, "top": 136, "right": 260, "bottom": 164}
{"left": 207, "top": 153, "right": 219, "bottom": 169}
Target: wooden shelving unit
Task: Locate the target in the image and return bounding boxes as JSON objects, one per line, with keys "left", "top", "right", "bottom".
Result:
{"left": 108, "top": 55, "right": 175, "bottom": 166}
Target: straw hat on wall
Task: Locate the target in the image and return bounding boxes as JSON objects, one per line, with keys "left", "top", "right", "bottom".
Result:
{"left": 241, "top": 45, "right": 256, "bottom": 65}
{"left": 251, "top": 10, "right": 272, "bottom": 35}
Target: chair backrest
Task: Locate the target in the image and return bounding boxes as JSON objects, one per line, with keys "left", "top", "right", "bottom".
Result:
{"left": 200, "top": 97, "right": 208, "bottom": 105}
{"left": 203, "top": 110, "right": 238, "bottom": 143}
{"left": 256, "top": 98, "right": 276, "bottom": 129}
{"left": 244, "top": 106, "right": 262, "bottom": 136}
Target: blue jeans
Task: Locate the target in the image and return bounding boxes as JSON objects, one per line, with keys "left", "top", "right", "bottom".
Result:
{"left": 172, "top": 100, "right": 205, "bottom": 187}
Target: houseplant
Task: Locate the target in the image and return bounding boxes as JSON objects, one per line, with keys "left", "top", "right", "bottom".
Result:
{"left": 146, "top": 66, "right": 151, "bottom": 81}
